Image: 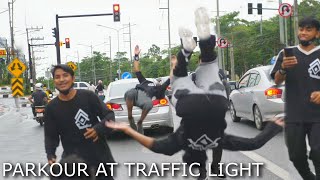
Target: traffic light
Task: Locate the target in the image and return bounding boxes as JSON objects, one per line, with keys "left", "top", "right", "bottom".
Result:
{"left": 52, "top": 28, "right": 57, "bottom": 38}
{"left": 248, "top": 3, "right": 253, "bottom": 14}
{"left": 257, "top": 3, "right": 262, "bottom": 15}
{"left": 65, "top": 38, "right": 70, "bottom": 48}
{"left": 113, "top": 4, "right": 120, "bottom": 22}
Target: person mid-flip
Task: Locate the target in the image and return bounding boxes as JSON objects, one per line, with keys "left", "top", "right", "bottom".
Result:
{"left": 124, "top": 45, "right": 170, "bottom": 134}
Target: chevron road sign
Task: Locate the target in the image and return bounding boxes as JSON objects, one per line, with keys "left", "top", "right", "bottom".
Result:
{"left": 7, "top": 58, "right": 26, "bottom": 77}
{"left": 67, "top": 61, "right": 77, "bottom": 71}
{"left": 11, "top": 78, "right": 24, "bottom": 97}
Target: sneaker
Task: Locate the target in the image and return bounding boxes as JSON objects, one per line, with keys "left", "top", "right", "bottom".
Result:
{"left": 198, "top": 167, "right": 208, "bottom": 180}
{"left": 211, "top": 166, "right": 226, "bottom": 179}
{"left": 178, "top": 27, "right": 196, "bottom": 53}
{"left": 137, "top": 122, "right": 144, "bottom": 134}
{"left": 128, "top": 117, "right": 137, "bottom": 130}
{"left": 194, "top": 7, "right": 211, "bottom": 40}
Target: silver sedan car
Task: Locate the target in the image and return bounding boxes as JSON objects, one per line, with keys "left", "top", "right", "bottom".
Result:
{"left": 104, "top": 78, "right": 174, "bottom": 133}
{"left": 229, "top": 65, "right": 285, "bottom": 130}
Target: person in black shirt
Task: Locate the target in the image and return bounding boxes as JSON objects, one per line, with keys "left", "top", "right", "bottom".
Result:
{"left": 124, "top": 45, "right": 170, "bottom": 134}
{"left": 28, "top": 83, "right": 48, "bottom": 118}
{"left": 106, "top": 7, "right": 284, "bottom": 180}
{"left": 191, "top": 55, "right": 230, "bottom": 178}
{"left": 271, "top": 17, "right": 320, "bottom": 180}
{"left": 45, "top": 64, "right": 115, "bottom": 180}
{"left": 96, "top": 80, "right": 104, "bottom": 92}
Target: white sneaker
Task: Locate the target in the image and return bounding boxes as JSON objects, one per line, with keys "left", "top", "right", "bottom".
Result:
{"left": 178, "top": 27, "right": 196, "bottom": 52}
{"left": 195, "top": 7, "right": 211, "bottom": 40}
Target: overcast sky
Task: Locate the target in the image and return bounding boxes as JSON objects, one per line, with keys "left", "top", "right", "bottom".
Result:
{"left": 0, "top": 0, "right": 296, "bottom": 78}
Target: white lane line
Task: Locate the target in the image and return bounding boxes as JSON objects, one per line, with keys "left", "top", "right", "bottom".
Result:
{"left": 240, "top": 151, "right": 290, "bottom": 180}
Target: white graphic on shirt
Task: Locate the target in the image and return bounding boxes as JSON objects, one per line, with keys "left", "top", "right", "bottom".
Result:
{"left": 148, "top": 83, "right": 155, "bottom": 87}
{"left": 75, "top": 109, "right": 92, "bottom": 130}
{"left": 308, "top": 58, "right": 320, "bottom": 79}
{"left": 187, "top": 134, "right": 221, "bottom": 151}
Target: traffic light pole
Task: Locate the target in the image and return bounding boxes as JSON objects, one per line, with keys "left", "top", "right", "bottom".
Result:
{"left": 55, "top": 15, "right": 61, "bottom": 64}
{"left": 54, "top": 13, "right": 113, "bottom": 64}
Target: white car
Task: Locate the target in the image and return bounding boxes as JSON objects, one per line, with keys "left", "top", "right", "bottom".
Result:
{"left": 229, "top": 65, "right": 285, "bottom": 130}
{"left": 104, "top": 78, "right": 174, "bottom": 133}
{"left": 0, "top": 86, "right": 11, "bottom": 96}
{"left": 73, "top": 82, "right": 91, "bottom": 90}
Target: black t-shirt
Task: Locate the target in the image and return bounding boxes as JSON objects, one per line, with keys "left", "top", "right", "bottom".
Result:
{"left": 44, "top": 89, "right": 115, "bottom": 167}
{"left": 96, "top": 84, "right": 104, "bottom": 92}
{"left": 135, "top": 71, "right": 170, "bottom": 99}
{"left": 270, "top": 46, "right": 320, "bottom": 123}
{"left": 31, "top": 90, "right": 47, "bottom": 106}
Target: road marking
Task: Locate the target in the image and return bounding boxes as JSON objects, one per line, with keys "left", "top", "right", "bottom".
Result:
{"left": 240, "top": 151, "right": 290, "bottom": 180}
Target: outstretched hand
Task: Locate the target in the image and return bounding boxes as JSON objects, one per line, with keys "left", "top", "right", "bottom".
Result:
{"left": 105, "top": 121, "right": 130, "bottom": 133}
{"left": 134, "top": 45, "right": 141, "bottom": 55}
{"left": 273, "top": 117, "right": 285, "bottom": 127}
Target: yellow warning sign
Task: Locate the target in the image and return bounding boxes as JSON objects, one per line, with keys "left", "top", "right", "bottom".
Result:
{"left": 7, "top": 58, "right": 26, "bottom": 77}
{"left": 67, "top": 61, "right": 77, "bottom": 71}
{"left": 11, "top": 78, "right": 24, "bottom": 97}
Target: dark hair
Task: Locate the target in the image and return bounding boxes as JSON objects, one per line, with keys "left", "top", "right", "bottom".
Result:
{"left": 299, "top": 16, "right": 320, "bottom": 30}
{"left": 51, "top": 64, "right": 74, "bottom": 77}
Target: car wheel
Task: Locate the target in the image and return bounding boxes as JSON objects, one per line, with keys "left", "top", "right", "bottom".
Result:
{"left": 253, "top": 105, "right": 264, "bottom": 130}
{"left": 230, "top": 101, "right": 241, "bottom": 122}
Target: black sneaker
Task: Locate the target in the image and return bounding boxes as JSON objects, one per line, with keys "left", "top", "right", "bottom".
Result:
{"left": 211, "top": 166, "right": 226, "bottom": 179}
{"left": 128, "top": 117, "right": 137, "bottom": 130}
{"left": 198, "top": 167, "right": 208, "bottom": 180}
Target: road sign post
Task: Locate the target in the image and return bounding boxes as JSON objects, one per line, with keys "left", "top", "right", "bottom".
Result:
{"left": 217, "top": 37, "right": 229, "bottom": 48}
{"left": 11, "top": 78, "right": 24, "bottom": 97}
{"left": 278, "top": 3, "right": 293, "bottom": 18}
{"left": 7, "top": 58, "right": 26, "bottom": 97}
{"left": 7, "top": 58, "right": 26, "bottom": 77}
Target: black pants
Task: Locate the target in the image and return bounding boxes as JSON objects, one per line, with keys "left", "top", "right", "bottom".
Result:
{"left": 285, "top": 123, "right": 320, "bottom": 180}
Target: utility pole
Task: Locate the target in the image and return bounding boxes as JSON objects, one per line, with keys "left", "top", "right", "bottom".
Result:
{"left": 293, "top": 0, "right": 299, "bottom": 45}
{"left": 8, "top": 0, "right": 14, "bottom": 59}
{"left": 26, "top": 26, "right": 43, "bottom": 92}
{"left": 109, "top": 36, "right": 112, "bottom": 82}
{"left": 230, "top": 44, "right": 235, "bottom": 81}
{"left": 159, "top": 0, "right": 171, "bottom": 68}
{"left": 90, "top": 44, "right": 97, "bottom": 84}
{"left": 77, "top": 50, "right": 81, "bottom": 81}
{"left": 128, "top": 22, "right": 133, "bottom": 63}
{"left": 216, "top": 0, "right": 223, "bottom": 70}
{"left": 279, "top": 0, "right": 285, "bottom": 46}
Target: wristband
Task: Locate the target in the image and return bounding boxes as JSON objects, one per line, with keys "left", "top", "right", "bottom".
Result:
{"left": 279, "top": 68, "right": 286, "bottom": 75}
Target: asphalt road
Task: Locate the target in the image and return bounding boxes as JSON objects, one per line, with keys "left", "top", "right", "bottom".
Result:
{"left": 0, "top": 97, "right": 309, "bottom": 180}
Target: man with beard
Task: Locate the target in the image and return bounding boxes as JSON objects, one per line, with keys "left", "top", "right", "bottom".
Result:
{"left": 44, "top": 64, "right": 116, "bottom": 180}
{"left": 271, "top": 16, "right": 320, "bottom": 180}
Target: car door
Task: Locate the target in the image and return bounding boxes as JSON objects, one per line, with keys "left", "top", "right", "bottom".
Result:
{"left": 233, "top": 74, "right": 250, "bottom": 117}
{"left": 242, "top": 71, "right": 259, "bottom": 118}
{"left": 79, "top": 82, "right": 89, "bottom": 90}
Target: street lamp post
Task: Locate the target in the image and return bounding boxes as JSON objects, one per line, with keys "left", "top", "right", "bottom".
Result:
{"left": 97, "top": 24, "right": 136, "bottom": 79}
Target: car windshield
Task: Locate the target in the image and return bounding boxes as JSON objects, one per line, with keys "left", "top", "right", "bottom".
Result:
{"left": 109, "top": 82, "right": 139, "bottom": 97}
